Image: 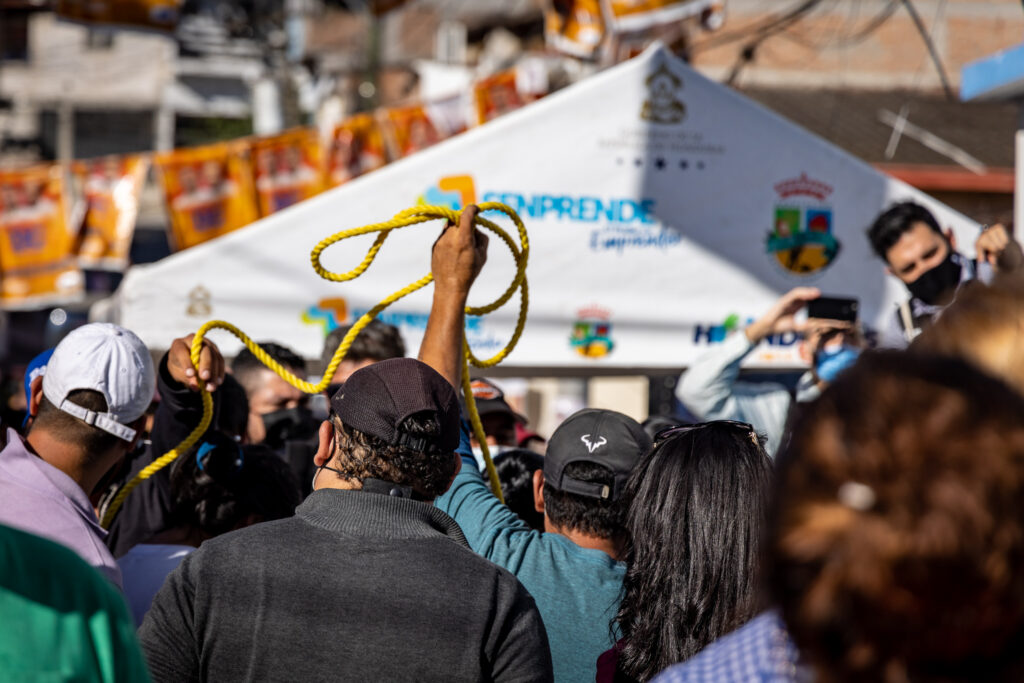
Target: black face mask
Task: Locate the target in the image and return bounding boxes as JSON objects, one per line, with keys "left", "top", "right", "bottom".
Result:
{"left": 261, "top": 406, "right": 318, "bottom": 449}
{"left": 906, "top": 250, "right": 963, "bottom": 306}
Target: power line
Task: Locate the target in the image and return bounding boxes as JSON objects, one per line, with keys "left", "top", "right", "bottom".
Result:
{"left": 899, "top": 0, "right": 954, "bottom": 100}
{"left": 776, "top": 0, "right": 899, "bottom": 52}
{"left": 690, "top": 0, "right": 826, "bottom": 55}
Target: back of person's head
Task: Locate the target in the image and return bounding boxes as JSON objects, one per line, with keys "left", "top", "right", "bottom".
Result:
{"left": 326, "top": 358, "right": 461, "bottom": 500}
{"left": 867, "top": 201, "right": 942, "bottom": 262}
{"left": 911, "top": 272, "right": 1024, "bottom": 396}
{"left": 170, "top": 434, "right": 301, "bottom": 539}
{"left": 494, "top": 448, "right": 545, "bottom": 530}
{"left": 232, "top": 342, "right": 305, "bottom": 396}
{"left": 213, "top": 374, "right": 249, "bottom": 441}
{"left": 770, "top": 351, "right": 1024, "bottom": 683}
{"left": 33, "top": 323, "right": 155, "bottom": 455}
{"left": 321, "top": 319, "right": 405, "bottom": 368}
{"left": 542, "top": 409, "right": 651, "bottom": 541}
{"left": 640, "top": 413, "right": 689, "bottom": 441}
{"left": 34, "top": 390, "right": 124, "bottom": 457}
{"left": 615, "top": 421, "right": 772, "bottom": 681}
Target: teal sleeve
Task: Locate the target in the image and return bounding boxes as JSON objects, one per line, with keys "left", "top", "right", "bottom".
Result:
{"left": 435, "top": 421, "right": 545, "bottom": 568}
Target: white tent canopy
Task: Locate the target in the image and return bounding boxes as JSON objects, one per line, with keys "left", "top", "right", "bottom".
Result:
{"left": 110, "top": 44, "right": 978, "bottom": 370}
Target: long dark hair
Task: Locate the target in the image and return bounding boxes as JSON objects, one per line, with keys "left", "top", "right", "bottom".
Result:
{"left": 613, "top": 423, "right": 773, "bottom": 681}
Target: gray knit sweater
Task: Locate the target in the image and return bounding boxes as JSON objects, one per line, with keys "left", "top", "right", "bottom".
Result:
{"left": 139, "top": 488, "right": 553, "bottom": 682}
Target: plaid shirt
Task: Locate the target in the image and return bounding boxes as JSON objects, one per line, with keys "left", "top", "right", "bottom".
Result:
{"left": 651, "top": 611, "right": 807, "bottom": 683}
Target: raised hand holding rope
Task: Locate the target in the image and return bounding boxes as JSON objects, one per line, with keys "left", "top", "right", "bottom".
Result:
{"left": 101, "top": 202, "right": 527, "bottom": 527}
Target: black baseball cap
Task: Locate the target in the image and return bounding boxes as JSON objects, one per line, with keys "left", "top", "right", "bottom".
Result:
{"left": 544, "top": 408, "right": 651, "bottom": 501}
{"left": 461, "top": 378, "right": 527, "bottom": 424}
{"left": 329, "top": 358, "right": 460, "bottom": 454}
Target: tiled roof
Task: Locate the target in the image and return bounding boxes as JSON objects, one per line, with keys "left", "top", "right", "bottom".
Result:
{"left": 739, "top": 87, "right": 1017, "bottom": 170}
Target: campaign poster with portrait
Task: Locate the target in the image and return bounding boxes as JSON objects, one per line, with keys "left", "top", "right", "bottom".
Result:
{"left": 155, "top": 142, "right": 259, "bottom": 252}
{"left": 383, "top": 106, "right": 444, "bottom": 159}
{"left": 56, "top": 0, "right": 181, "bottom": 31}
{"left": 326, "top": 114, "right": 389, "bottom": 187}
{"left": 0, "top": 165, "right": 83, "bottom": 309}
{"left": 252, "top": 129, "right": 325, "bottom": 217}
{"left": 544, "top": 0, "right": 605, "bottom": 59}
{"left": 71, "top": 155, "right": 148, "bottom": 271}
{"left": 473, "top": 71, "right": 527, "bottom": 126}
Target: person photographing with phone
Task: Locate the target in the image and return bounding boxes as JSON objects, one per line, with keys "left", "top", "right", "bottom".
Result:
{"left": 866, "top": 201, "right": 1023, "bottom": 345}
{"left": 676, "top": 288, "right": 863, "bottom": 457}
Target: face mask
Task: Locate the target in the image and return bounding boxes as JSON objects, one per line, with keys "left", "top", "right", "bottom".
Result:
{"left": 906, "top": 250, "right": 963, "bottom": 305}
{"left": 471, "top": 444, "right": 514, "bottom": 470}
{"left": 261, "top": 406, "right": 317, "bottom": 448}
{"left": 815, "top": 345, "right": 860, "bottom": 384}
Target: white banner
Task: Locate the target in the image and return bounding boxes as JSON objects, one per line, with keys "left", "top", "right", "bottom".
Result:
{"left": 113, "top": 44, "right": 978, "bottom": 370}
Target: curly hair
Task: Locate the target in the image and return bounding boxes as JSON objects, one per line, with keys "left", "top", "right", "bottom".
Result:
{"left": 328, "top": 412, "right": 456, "bottom": 499}
{"left": 770, "top": 351, "right": 1024, "bottom": 683}
{"left": 614, "top": 423, "right": 772, "bottom": 681}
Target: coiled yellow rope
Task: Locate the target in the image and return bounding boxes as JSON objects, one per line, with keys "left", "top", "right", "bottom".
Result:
{"left": 100, "top": 202, "right": 527, "bottom": 528}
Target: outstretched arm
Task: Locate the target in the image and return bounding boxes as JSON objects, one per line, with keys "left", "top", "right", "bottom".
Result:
{"left": 418, "top": 205, "right": 488, "bottom": 388}
{"left": 678, "top": 287, "right": 819, "bottom": 418}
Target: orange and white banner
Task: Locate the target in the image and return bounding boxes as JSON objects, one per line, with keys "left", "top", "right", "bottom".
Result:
{"left": 56, "top": 0, "right": 182, "bottom": 31}
{"left": 326, "top": 114, "right": 389, "bottom": 187}
{"left": 155, "top": 142, "right": 258, "bottom": 252}
{"left": 0, "top": 166, "right": 83, "bottom": 309}
{"left": 252, "top": 129, "right": 325, "bottom": 217}
{"left": 603, "top": 0, "right": 714, "bottom": 31}
{"left": 72, "top": 155, "right": 148, "bottom": 271}
{"left": 383, "top": 106, "right": 444, "bottom": 159}
{"left": 544, "top": 0, "right": 605, "bottom": 58}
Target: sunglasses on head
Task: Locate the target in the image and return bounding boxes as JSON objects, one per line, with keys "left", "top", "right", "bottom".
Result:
{"left": 654, "top": 420, "right": 758, "bottom": 447}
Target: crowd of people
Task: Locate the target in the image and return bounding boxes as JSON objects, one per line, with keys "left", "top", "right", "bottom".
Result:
{"left": 2, "top": 199, "right": 1024, "bottom": 682}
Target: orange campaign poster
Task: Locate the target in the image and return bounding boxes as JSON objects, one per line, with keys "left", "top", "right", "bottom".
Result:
{"left": 473, "top": 70, "right": 541, "bottom": 126}
{"left": 471, "top": 69, "right": 548, "bottom": 126}
{"left": 72, "top": 155, "right": 148, "bottom": 271}
{"left": 604, "top": 0, "right": 708, "bottom": 31}
{"left": 56, "top": 0, "right": 182, "bottom": 31}
{"left": 251, "top": 129, "right": 325, "bottom": 217}
{"left": 0, "top": 166, "right": 83, "bottom": 309}
{"left": 155, "top": 142, "right": 259, "bottom": 252}
{"left": 383, "top": 106, "right": 444, "bottom": 159}
{"left": 326, "top": 114, "right": 389, "bottom": 187}
{"left": 544, "top": 0, "right": 605, "bottom": 58}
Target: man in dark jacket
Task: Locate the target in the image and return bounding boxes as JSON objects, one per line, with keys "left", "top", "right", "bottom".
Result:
{"left": 139, "top": 206, "right": 553, "bottom": 682}
{"left": 102, "top": 335, "right": 243, "bottom": 557}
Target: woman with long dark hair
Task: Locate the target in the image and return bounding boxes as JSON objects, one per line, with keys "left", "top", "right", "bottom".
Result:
{"left": 601, "top": 421, "right": 773, "bottom": 682}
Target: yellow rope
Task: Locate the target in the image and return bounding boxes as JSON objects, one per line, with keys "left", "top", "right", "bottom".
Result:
{"left": 100, "top": 202, "right": 527, "bottom": 528}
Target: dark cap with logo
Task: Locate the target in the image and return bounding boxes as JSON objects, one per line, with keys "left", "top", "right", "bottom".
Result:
{"left": 544, "top": 408, "right": 651, "bottom": 501}
{"left": 329, "top": 358, "right": 460, "bottom": 454}
{"left": 461, "top": 378, "right": 527, "bottom": 424}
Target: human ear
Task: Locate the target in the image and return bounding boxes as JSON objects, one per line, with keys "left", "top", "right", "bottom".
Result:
{"left": 29, "top": 376, "right": 44, "bottom": 417}
{"left": 533, "top": 470, "right": 545, "bottom": 514}
{"left": 313, "top": 420, "right": 334, "bottom": 467}
{"left": 945, "top": 228, "right": 957, "bottom": 251}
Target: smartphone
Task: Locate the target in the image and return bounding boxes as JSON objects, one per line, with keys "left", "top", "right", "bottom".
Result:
{"left": 807, "top": 296, "right": 859, "bottom": 323}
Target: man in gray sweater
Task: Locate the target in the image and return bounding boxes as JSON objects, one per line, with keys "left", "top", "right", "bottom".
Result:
{"left": 139, "top": 206, "right": 553, "bottom": 682}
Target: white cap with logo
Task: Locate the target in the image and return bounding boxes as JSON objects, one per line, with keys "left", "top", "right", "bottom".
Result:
{"left": 42, "top": 323, "right": 156, "bottom": 442}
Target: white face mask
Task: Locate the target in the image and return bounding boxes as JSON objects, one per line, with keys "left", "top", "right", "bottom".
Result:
{"left": 470, "top": 444, "right": 514, "bottom": 471}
